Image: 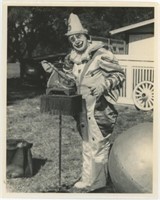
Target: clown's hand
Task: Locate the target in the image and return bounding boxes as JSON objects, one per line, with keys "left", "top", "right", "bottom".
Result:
{"left": 90, "top": 85, "right": 105, "bottom": 98}
{"left": 64, "top": 71, "right": 76, "bottom": 82}
{"left": 41, "top": 60, "right": 55, "bottom": 73}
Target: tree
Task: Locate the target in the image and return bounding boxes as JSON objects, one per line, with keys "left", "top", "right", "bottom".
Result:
{"left": 8, "top": 7, "right": 70, "bottom": 62}
{"left": 8, "top": 6, "right": 154, "bottom": 62}
{"left": 8, "top": 7, "right": 34, "bottom": 61}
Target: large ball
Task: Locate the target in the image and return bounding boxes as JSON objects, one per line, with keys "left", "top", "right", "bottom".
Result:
{"left": 108, "top": 123, "right": 153, "bottom": 193}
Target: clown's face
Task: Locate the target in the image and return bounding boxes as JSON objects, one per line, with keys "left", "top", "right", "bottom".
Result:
{"left": 68, "top": 33, "right": 88, "bottom": 52}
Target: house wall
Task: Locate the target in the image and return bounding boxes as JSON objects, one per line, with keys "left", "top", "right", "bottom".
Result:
{"left": 128, "top": 34, "right": 154, "bottom": 59}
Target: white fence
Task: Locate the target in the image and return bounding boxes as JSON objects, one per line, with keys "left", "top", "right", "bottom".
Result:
{"left": 116, "top": 55, "right": 154, "bottom": 105}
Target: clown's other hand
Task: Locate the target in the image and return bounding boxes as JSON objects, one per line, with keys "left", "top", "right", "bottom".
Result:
{"left": 90, "top": 85, "right": 105, "bottom": 97}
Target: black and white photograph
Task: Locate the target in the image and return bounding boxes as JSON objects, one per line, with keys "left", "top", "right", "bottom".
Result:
{"left": 1, "top": 1, "right": 159, "bottom": 199}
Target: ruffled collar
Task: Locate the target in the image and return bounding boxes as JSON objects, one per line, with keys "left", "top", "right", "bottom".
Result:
{"left": 70, "top": 41, "right": 104, "bottom": 65}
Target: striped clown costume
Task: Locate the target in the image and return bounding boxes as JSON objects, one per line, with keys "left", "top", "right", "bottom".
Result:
{"left": 64, "top": 13, "right": 125, "bottom": 191}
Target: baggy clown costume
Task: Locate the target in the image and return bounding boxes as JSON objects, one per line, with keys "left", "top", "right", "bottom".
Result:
{"left": 64, "top": 13, "right": 125, "bottom": 190}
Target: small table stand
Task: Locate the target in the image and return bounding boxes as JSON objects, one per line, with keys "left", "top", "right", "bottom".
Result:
{"left": 40, "top": 94, "right": 82, "bottom": 190}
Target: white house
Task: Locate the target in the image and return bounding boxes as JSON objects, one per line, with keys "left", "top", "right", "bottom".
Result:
{"left": 110, "top": 18, "right": 154, "bottom": 60}
{"left": 109, "top": 19, "right": 154, "bottom": 110}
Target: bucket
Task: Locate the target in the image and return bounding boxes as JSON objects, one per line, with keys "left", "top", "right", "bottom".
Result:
{"left": 7, "top": 139, "right": 33, "bottom": 178}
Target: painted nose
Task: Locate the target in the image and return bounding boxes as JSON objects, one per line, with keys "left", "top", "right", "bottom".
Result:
{"left": 74, "top": 37, "right": 79, "bottom": 43}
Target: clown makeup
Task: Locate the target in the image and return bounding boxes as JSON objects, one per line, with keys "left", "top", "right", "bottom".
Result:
{"left": 68, "top": 33, "right": 88, "bottom": 52}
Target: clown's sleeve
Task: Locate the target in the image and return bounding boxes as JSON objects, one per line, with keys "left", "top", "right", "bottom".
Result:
{"left": 97, "top": 48, "right": 125, "bottom": 91}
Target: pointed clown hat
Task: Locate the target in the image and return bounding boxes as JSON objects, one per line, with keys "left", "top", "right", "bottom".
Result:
{"left": 65, "top": 13, "right": 88, "bottom": 36}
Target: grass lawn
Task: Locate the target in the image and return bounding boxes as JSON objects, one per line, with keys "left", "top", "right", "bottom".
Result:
{"left": 6, "top": 78, "right": 153, "bottom": 193}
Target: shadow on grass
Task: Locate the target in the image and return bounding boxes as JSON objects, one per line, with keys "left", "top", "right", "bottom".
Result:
{"left": 7, "top": 78, "right": 45, "bottom": 105}
{"left": 32, "top": 158, "right": 47, "bottom": 176}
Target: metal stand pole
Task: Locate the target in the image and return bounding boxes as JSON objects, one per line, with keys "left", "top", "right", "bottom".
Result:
{"left": 59, "top": 110, "right": 62, "bottom": 189}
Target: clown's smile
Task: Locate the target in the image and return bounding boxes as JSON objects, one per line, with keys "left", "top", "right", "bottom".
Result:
{"left": 69, "top": 33, "right": 88, "bottom": 52}
{"left": 75, "top": 41, "right": 83, "bottom": 48}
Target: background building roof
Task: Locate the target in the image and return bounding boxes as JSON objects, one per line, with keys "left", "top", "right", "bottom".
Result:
{"left": 110, "top": 19, "right": 154, "bottom": 35}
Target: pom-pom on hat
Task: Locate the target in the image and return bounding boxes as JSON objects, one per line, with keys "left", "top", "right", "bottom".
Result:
{"left": 65, "top": 13, "right": 88, "bottom": 36}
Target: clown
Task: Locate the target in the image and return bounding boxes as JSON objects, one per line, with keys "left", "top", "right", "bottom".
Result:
{"left": 64, "top": 13, "right": 125, "bottom": 190}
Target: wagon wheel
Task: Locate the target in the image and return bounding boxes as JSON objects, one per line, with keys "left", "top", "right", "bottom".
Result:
{"left": 133, "top": 81, "right": 154, "bottom": 111}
